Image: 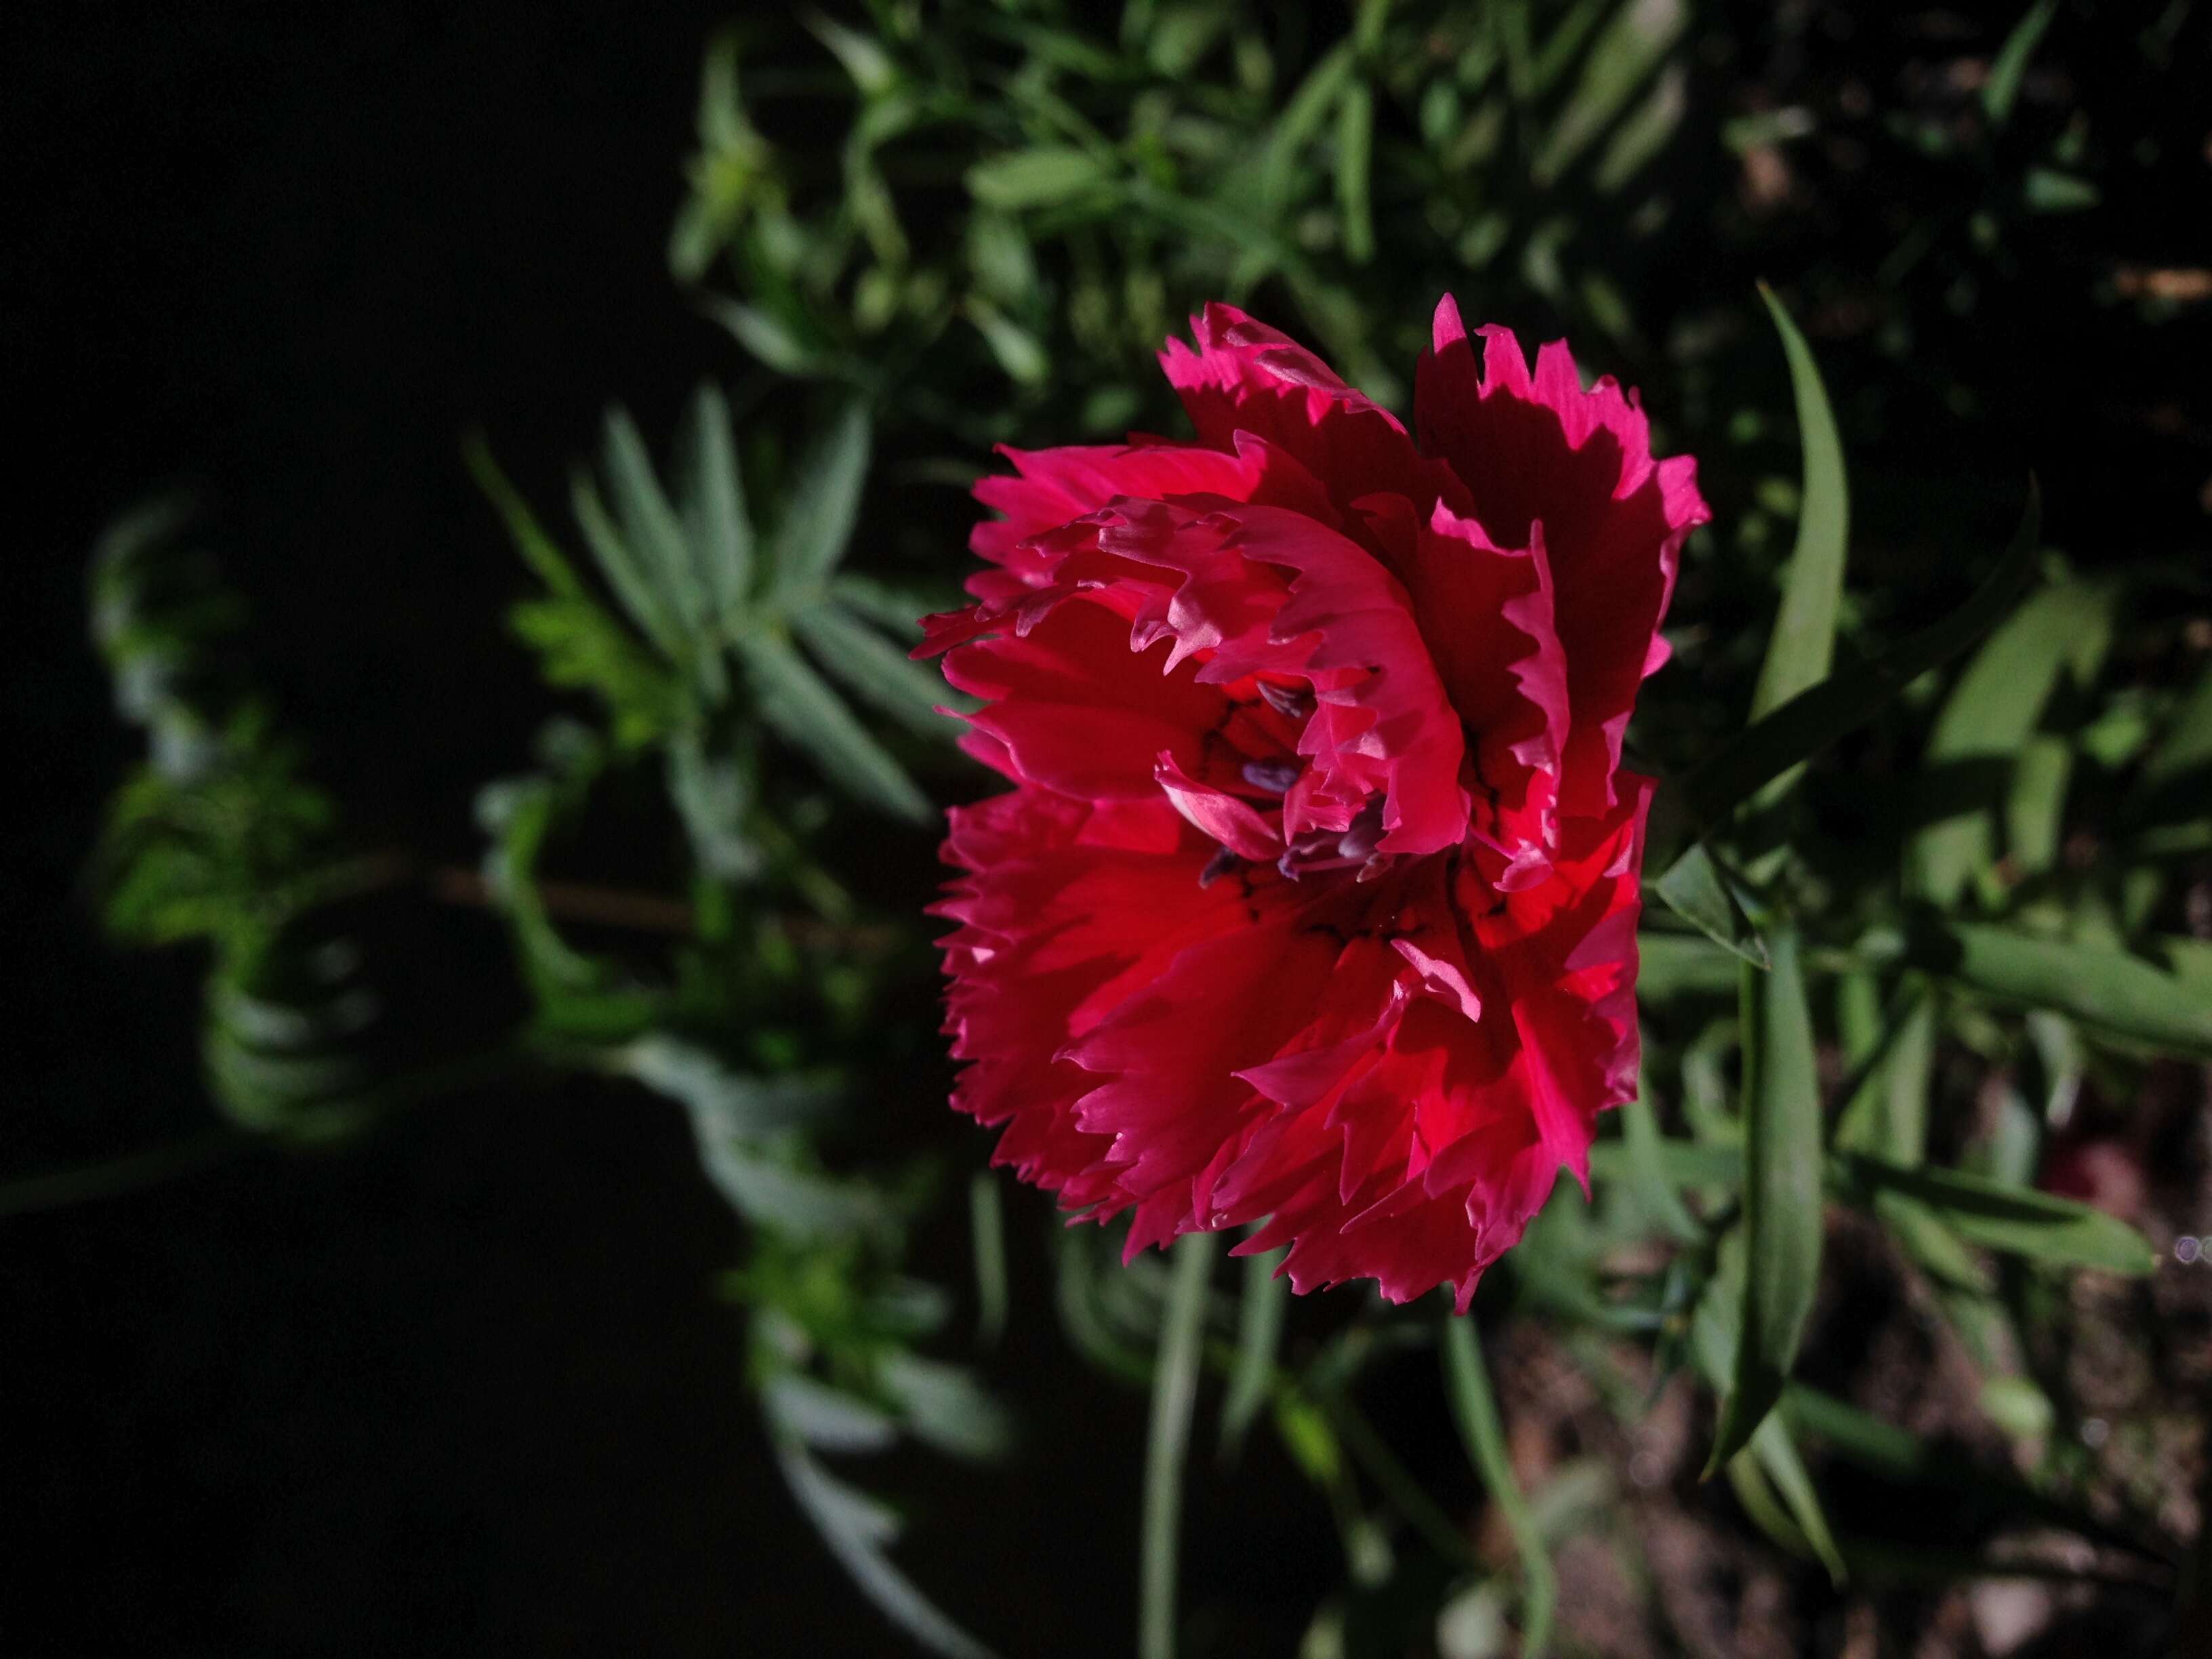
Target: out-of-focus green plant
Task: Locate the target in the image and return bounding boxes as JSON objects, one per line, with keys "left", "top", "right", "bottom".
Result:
{"left": 674, "top": 0, "right": 1704, "bottom": 445}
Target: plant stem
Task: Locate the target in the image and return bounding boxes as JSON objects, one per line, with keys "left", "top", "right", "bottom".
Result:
{"left": 1441, "top": 1311, "right": 1556, "bottom": 1658}
{"left": 1141, "top": 1231, "right": 1216, "bottom": 1659}
{"left": 0, "top": 1128, "right": 253, "bottom": 1219}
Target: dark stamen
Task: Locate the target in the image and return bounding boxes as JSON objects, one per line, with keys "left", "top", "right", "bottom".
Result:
{"left": 1241, "top": 758, "right": 1303, "bottom": 795}
{"left": 1336, "top": 796, "right": 1387, "bottom": 862}
{"left": 1198, "top": 845, "right": 1242, "bottom": 888}
{"left": 1256, "top": 680, "right": 1313, "bottom": 720}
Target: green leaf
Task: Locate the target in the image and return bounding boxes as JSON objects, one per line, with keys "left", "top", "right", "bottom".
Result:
{"left": 704, "top": 297, "right": 831, "bottom": 377}
{"left": 965, "top": 146, "right": 1112, "bottom": 210}
{"left": 793, "top": 601, "right": 961, "bottom": 737}
{"left": 1910, "top": 579, "right": 2115, "bottom": 906}
{"left": 968, "top": 1172, "right": 1008, "bottom": 1348}
{"left": 1675, "top": 482, "right": 2041, "bottom": 830}
{"left": 1441, "top": 1315, "right": 1556, "bottom": 1657}
{"left": 1141, "top": 1232, "right": 1217, "bottom": 1659}
{"left": 604, "top": 408, "right": 708, "bottom": 636}
{"left": 766, "top": 1374, "right": 899, "bottom": 1453}
{"left": 680, "top": 384, "right": 755, "bottom": 630}
{"left": 1637, "top": 929, "right": 1742, "bottom": 998}
{"left": 665, "top": 732, "right": 760, "bottom": 881}
{"left": 621, "top": 1032, "right": 832, "bottom": 1135}
{"left": 1736, "top": 1416, "right": 1849, "bottom": 1586}
{"left": 569, "top": 473, "right": 690, "bottom": 663}
{"left": 880, "top": 1353, "right": 1014, "bottom": 1462}
{"left": 1834, "top": 1155, "right": 2159, "bottom": 1276}
{"left": 1983, "top": 0, "right": 2060, "bottom": 125}
{"left": 1220, "top": 1246, "right": 1288, "bottom": 1458}
{"left": 1333, "top": 82, "right": 1374, "bottom": 264}
{"left": 771, "top": 403, "right": 873, "bottom": 595}
{"left": 737, "top": 630, "right": 930, "bottom": 823}
{"left": 775, "top": 1444, "right": 999, "bottom": 1659}
{"left": 1750, "top": 283, "right": 1850, "bottom": 722}
{"left": 1708, "top": 928, "right": 1824, "bottom": 1471}
{"left": 1908, "top": 918, "right": 2212, "bottom": 1059}
{"left": 1616, "top": 1071, "right": 1702, "bottom": 1244}
{"left": 1654, "top": 842, "right": 1769, "bottom": 968}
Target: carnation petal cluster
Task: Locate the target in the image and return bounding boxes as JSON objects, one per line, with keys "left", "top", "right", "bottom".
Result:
{"left": 920, "top": 298, "right": 1709, "bottom": 1307}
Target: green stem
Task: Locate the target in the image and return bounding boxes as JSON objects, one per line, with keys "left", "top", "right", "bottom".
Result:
{"left": 1141, "top": 1231, "right": 1216, "bottom": 1659}
{"left": 1441, "top": 1312, "right": 1556, "bottom": 1658}
{"left": 0, "top": 1128, "right": 253, "bottom": 1219}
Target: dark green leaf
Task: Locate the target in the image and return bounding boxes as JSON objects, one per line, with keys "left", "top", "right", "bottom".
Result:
{"left": 965, "top": 146, "right": 1112, "bottom": 210}
{"left": 1908, "top": 918, "right": 2212, "bottom": 1059}
{"left": 1708, "top": 929, "right": 1823, "bottom": 1471}
{"left": 1675, "top": 482, "right": 2041, "bottom": 830}
{"left": 793, "top": 601, "right": 962, "bottom": 737}
{"left": 1983, "top": 0, "right": 2060, "bottom": 125}
{"left": 1654, "top": 842, "right": 1769, "bottom": 968}
{"left": 737, "top": 630, "right": 930, "bottom": 823}
{"left": 1750, "top": 283, "right": 1850, "bottom": 723}
{"left": 775, "top": 1445, "right": 999, "bottom": 1659}
{"left": 771, "top": 403, "right": 873, "bottom": 595}
{"left": 1834, "top": 1155, "right": 2159, "bottom": 1276}
{"left": 681, "top": 383, "right": 755, "bottom": 629}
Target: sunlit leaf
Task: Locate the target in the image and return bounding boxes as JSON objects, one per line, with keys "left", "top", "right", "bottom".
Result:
{"left": 1750, "top": 283, "right": 1849, "bottom": 723}
{"left": 1908, "top": 918, "right": 2212, "bottom": 1059}
{"left": 1834, "top": 1155, "right": 2159, "bottom": 1276}
{"left": 1653, "top": 841, "right": 1769, "bottom": 967}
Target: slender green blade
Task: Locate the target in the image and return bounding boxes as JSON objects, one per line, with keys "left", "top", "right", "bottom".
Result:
{"left": 1441, "top": 1314, "right": 1556, "bottom": 1656}
{"left": 1909, "top": 918, "right": 2212, "bottom": 1059}
{"left": 1617, "top": 1066, "right": 1701, "bottom": 1244}
{"left": 683, "top": 383, "right": 755, "bottom": 629}
{"left": 1708, "top": 928, "right": 1824, "bottom": 1471}
{"left": 569, "top": 473, "right": 689, "bottom": 661}
{"left": 792, "top": 600, "right": 964, "bottom": 736}
{"left": 737, "top": 630, "right": 930, "bottom": 822}
{"left": 1333, "top": 83, "right": 1374, "bottom": 264}
{"left": 1910, "top": 579, "right": 2115, "bottom": 906}
{"left": 772, "top": 403, "right": 873, "bottom": 594}
{"left": 1746, "top": 1415, "right": 1849, "bottom": 1586}
{"left": 1835, "top": 1155, "right": 2159, "bottom": 1275}
{"left": 1983, "top": 0, "right": 2060, "bottom": 126}
{"left": 1677, "top": 482, "right": 2041, "bottom": 830}
{"left": 604, "top": 407, "right": 707, "bottom": 636}
{"left": 1141, "top": 1232, "right": 1216, "bottom": 1659}
{"left": 965, "top": 146, "right": 1112, "bottom": 210}
{"left": 1750, "top": 283, "right": 1850, "bottom": 722}
{"left": 1220, "top": 1246, "right": 1287, "bottom": 1458}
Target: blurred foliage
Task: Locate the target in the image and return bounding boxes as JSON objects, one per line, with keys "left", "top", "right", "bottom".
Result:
{"left": 50, "top": 1, "right": 2212, "bottom": 1656}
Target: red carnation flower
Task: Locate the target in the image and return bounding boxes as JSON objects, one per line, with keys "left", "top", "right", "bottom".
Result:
{"left": 919, "top": 298, "right": 1708, "bottom": 1307}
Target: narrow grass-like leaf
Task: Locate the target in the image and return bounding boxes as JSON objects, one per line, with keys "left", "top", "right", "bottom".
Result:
{"left": 605, "top": 407, "right": 710, "bottom": 643}
{"left": 623, "top": 1032, "right": 834, "bottom": 1134}
{"left": 1910, "top": 580, "right": 2115, "bottom": 905}
{"left": 1531, "top": 0, "right": 1687, "bottom": 186}
{"left": 793, "top": 600, "right": 964, "bottom": 735}
{"left": 965, "top": 146, "right": 1111, "bottom": 210}
{"left": 767, "top": 1374, "right": 899, "bottom": 1453}
{"left": 569, "top": 474, "right": 689, "bottom": 662}
{"left": 1908, "top": 918, "right": 2212, "bottom": 1059}
{"left": 1441, "top": 1313, "right": 1556, "bottom": 1656}
{"left": 1334, "top": 83, "right": 1374, "bottom": 264}
{"left": 772, "top": 403, "right": 872, "bottom": 594}
{"left": 1637, "top": 928, "right": 1742, "bottom": 998}
{"left": 465, "top": 437, "right": 589, "bottom": 601}
{"left": 830, "top": 573, "right": 942, "bottom": 639}
{"left": 1141, "top": 1231, "right": 1216, "bottom": 1659}
{"left": 1618, "top": 1069, "right": 1702, "bottom": 1244}
{"left": 737, "top": 631, "right": 929, "bottom": 822}
{"left": 776, "top": 1445, "right": 999, "bottom": 1659}
{"left": 968, "top": 1171, "right": 1008, "bottom": 1348}
{"left": 1750, "top": 283, "right": 1849, "bottom": 722}
{"left": 682, "top": 384, "right": 754, "bottom": 629}
{"left": 1654, "top": 841, "right": 1769, "bottom": 967}
{"left": 1835, "top": 1155, "right": 2159, "bottom": 1275}
{"left": 1982, "top": 0, "right": 2060, "bottom": 126}
{"left": 1220, "top": 1246, "right": 1288, "bottom": 1458}
{"left": 880, "top": 1353, "right": 1013, "bottom": 1462}
{"left": 1708, "top": 929, "right": 1823, "bottom": 1471}
{"left": 1740, "top": 1415, "right": 1848, "bottom": 1586}
{"left": 703, "top": 297, "right": 830, "bottom": 377}
{"left": 1676, "top": 482, "right": 2040, "bottom": 830}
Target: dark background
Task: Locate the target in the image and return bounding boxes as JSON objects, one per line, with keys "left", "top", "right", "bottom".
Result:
{"left": 3, "top": 5, "right": 1168, "bottom": 1655}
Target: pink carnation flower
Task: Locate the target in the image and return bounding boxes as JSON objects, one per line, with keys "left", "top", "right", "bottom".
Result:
{"left": 919, "top": 298, "right": 1709, "bottom": 1307}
